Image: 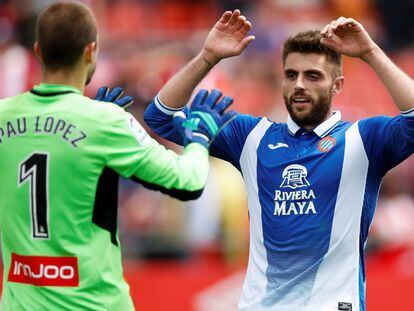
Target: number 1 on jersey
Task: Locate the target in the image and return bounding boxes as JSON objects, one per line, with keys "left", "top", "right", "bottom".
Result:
{"left": 18, "top": 153, "right": 50, "bottom": 239}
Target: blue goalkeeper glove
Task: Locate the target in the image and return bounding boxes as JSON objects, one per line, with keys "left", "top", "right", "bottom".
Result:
{"left": 94, "top": 86, "right": 134, "bottom": 108}
{"left": 174, "top": 89, "right": 238, "bottom": 148}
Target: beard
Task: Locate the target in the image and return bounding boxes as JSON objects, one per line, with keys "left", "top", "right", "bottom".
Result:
{"left": 85, "top": 63, "right": 96, "bottom": 86}
{"left": 284, "top": 88, "right": 333, "bottom": 128}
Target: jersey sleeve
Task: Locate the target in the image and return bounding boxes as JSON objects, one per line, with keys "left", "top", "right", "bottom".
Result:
{"left": 358, "top": 110, "right": 414, "bottom": 174}
{"left": 104, "top": 110, "right": 209, "bottom": 200}
{"left": 144, "top": 94, "right": 261, "bottom": 170}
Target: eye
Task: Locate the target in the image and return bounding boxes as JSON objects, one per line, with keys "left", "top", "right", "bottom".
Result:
{"left": 308, "top": 73, "right": 320, "bottom": 80}
{"left": 286, "top": 72, "right": 296, "bottom": 80}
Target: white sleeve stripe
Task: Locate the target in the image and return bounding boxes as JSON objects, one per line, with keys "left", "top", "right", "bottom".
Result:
{"left": 154, "top": 95, "right": 185, "bottom": 115}
{"left": 400, "top": 107, "right": 414, "bottom": 117}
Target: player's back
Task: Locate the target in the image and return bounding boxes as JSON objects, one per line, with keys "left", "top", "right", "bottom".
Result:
{"left": 0, "top": 84, "right": 134, "bottom": 310}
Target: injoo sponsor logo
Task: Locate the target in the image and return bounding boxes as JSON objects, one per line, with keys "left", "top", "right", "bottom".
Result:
{"left": 8, "top": 253, "right": 79, "bottom": 286}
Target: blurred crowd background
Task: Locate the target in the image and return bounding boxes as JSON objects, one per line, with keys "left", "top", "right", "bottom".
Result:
{"left": 1, "top": 0, "right": 414, "bottom": 309}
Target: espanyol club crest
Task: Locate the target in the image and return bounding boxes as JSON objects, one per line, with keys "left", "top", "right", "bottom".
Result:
{"left": 318, "top": 136, "right": 336, "bottom": 153}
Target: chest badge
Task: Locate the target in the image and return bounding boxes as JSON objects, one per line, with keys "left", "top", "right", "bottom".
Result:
{"left": 280, "top": 164, "right": 310, "bottom": 189}
{"left": 318, "top": 136, "right": 336, "bottom": 153}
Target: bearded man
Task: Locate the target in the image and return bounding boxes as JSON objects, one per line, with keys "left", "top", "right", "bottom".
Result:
{"left": 144, "top": 10, "right": 414, "bottom": 311}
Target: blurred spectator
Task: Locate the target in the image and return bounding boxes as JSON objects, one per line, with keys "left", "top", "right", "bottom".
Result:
{"left": 370, "top": 171, "right": 414, "bottom": 250}
{"left": 375, "top": 0, "right": 414, "bottom": 52}
{"left": 0, "top": 15, "right": 38, "bottom": 98}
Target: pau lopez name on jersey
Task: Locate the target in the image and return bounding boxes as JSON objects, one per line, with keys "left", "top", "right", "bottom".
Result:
{"left": 274, "top": 164, "right": 317, "bottom": 216}
{"left": 0, "top": 117, "right": 87, "bottom": 147}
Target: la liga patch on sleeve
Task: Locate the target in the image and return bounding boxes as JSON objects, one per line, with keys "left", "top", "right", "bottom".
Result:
{"left": 126, "top": 113, "right": 152, "bottom": 146}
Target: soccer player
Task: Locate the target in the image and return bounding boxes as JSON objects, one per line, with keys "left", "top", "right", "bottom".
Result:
{"left": 144, "top": 10, "right": 414, "bottom": 311}
{"left": 0, "top": 2, "right": 235, "bottom": 310}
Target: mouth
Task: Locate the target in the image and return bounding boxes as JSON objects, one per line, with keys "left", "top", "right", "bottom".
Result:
{"left": 290, "top": 96, "right": 312, "bottom": 105}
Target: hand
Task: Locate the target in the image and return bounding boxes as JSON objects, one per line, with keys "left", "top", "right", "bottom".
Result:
{"left": 94, "top": 86, "right": 134, "bottom": 108}
{"left": 320, "top": 17, "right": 377, "bottom": 59}
{"left": 174, "top": 89, "right": 238, "bottom": 148}
{"left": 202, "top": 10, "right": 255, "bottom": 64}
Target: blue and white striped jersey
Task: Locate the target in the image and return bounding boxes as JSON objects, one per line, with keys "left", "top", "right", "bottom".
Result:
{"left": 144, "top": 95, "right": 414, "bottom": 311}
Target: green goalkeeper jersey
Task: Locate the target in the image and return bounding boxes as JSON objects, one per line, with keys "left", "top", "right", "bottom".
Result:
{"left": 0, "top": 83, "right": 209, "bottom": 311}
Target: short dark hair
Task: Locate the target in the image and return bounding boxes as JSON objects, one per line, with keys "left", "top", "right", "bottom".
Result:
{"left": 282, "top": 30, "right": 342, "bottom": 77}
{"left": 36, "top": 1, "right": 97, "bottom": 71}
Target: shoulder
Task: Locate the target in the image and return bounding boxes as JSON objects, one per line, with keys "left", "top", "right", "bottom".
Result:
{"left": 70, "top": 95, "right": 129, "bottom": 123}
{"left": 357, "top": 115, "right": 396, "bottom": 133}
{"left": 0, "top": 93, "right": 27, "bottom": 106}
{"left": 229, "top": 114, "right": 274, "bottom": 133}
{"left": 233, "top": 115, "right": 284, "bottom": 143}
{"left": 0, "top": 93, "right": 31, "bottom": 117}
{"left": 358, "top": 115, "right": 393, "bottom": 125}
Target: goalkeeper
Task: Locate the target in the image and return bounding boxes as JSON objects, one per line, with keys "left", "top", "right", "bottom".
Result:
{"left": 0, "top": 2, "right": 235, "bottom": 310}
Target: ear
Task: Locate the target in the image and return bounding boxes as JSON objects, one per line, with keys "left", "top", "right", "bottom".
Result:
{"left": 84, "top": 42, "right": 97, "bottom": 63}
{"left": 332, "top": 75, "right": 344, "bottom": 95}
{"left": 33, "top": 41, "right": 44, "bottom": 64}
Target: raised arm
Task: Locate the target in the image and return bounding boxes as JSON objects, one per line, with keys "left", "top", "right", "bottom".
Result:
{"left": 321, "top": 17, "right": 414, "bottom": 111}
{"left": 158, "top": 9, "right": 255, "bottom": 109}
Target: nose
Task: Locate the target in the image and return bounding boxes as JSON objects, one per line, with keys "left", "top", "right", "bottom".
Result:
{"left": 294, "top": 75, "right": 305, "bottom": 91}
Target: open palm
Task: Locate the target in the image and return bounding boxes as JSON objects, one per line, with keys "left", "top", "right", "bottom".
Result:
{"left": 321, "top": 17, "right": 376, "bottom": 59}
{"left": 203, "top": 10, "right": 255, "bottom": 63}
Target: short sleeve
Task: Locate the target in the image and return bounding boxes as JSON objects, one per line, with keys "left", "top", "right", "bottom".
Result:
{"left": 358, "top": 112, "right": 414, "bottom": 174}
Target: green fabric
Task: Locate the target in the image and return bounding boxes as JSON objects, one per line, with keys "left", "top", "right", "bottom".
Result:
{"left": 0, "top": 85, "right": 209, "bottom": 311}
{"left": 33, "top": 83, "right": 82, "bottom": 95}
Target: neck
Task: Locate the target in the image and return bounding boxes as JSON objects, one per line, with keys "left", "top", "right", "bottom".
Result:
{"left": 302, "top": 124, "right": 317, "bottom": 131}
{"left": 300, "top": 109, "right": 333, "bottom": 131}
{"left": 42, "top": 66, "right": 86, "bottom": 93}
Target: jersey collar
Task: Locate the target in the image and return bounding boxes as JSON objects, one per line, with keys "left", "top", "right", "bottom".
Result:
{"left": 287, "top": 111, "right": 342, "bottom": 138}
{"left": 30, "top": 83, "right": 82, "bottom": 96}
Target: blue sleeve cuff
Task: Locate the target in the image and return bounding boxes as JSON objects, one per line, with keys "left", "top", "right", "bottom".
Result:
{"left": 154, "top": 94, "right": 186, "bottom": 116}
{"left": 400, "top": 107, "right": 414, "bottom": 117}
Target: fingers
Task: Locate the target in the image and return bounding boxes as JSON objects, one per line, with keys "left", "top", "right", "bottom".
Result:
{"left": 218, "top": 11, "right": 232, "bottom": 24}
{"left": 320, "top": 37, "right": 339, "bottom": 51}
{"left": 218, "top": 9, "right": 253, "bottom": 37}
{"left": 228, "top": 9, "right": 240, "bottom": 26}
{"left": 236, "top": 35, "right": 255, "bottom": 54}
{"left": 95, "top": 86, "right": 134, "bottom": 109}
{"left": 239, "top": 20, "right": 252, "bottom": 35}
{"left": 321, "top": 16, "right": 360, "bottom": 39}
{"left": 321, "top": 23, "right": 330, "bottom": 37}
{"left": 106, "top": 87, "right": 124, "bottom": 102}
{"left": 95, "top": 86, "right": 108, "bottom": 101}
{"left": 235, "top": 14, "right": 253, "bottom": 39}
{"left": 116, "top": 96, "right": 134, "bottom": 108}
{"left": 234, "top": 15, "right": 246, "bottom": 30}
{"left": 204, "top": 89, "right": 222, "bottom": 108}
{"left": 191, "top": 89, "right": 209, "bottom": 108}
{"left": 214, "top": 96, "right": 233, "bottom": 114}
